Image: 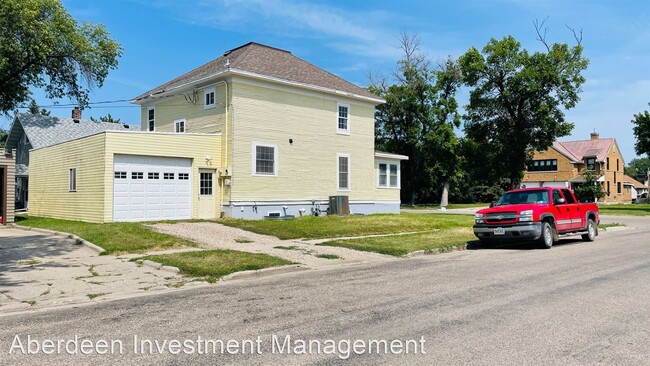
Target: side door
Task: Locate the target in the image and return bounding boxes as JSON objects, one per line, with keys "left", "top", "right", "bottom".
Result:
{"left": 552, "top": 189, "right": 572, "bottom": 233}
{"left": 561, "top": 189, "right": 582, "bottom": 230}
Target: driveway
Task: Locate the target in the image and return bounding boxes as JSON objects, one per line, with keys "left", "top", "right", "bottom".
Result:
{"left": 0, "top": 228, "right": 205, "bottom": 314}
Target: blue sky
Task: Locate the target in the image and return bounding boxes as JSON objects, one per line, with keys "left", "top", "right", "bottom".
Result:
{"left": 4, "top": 0, "right": 650, "bottom": 163}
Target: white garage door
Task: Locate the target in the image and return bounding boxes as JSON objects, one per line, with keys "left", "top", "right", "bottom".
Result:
{"left": 113, "top": 155, "right": 192, "bottom": 222}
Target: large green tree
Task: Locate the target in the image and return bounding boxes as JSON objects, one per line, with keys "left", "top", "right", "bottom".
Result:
{"left": 459, "top": 23, "right": 589, "bottom": 189}
{"left": 369, "top": 34, "right": 462, "bottom": 205}
{"left": 625, "top": 157, "right": 650, "bottom": 183}
{"left": 631, "top": 104, "right": 650, "bottom": 158}
{"left": 28, "top": 99, "right": 51, "bottom": 116}
{"left": 0, "top": 128, "right": 7, "bottom": 147}
{"left": 0, "top": 0, "right": 122, "bottom": 113}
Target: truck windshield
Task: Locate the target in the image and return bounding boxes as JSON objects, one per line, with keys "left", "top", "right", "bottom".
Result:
{"left": 495, "top": 190, "right": 549, "bottom": 206}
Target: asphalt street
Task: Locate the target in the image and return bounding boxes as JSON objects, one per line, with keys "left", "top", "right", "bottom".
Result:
{"left": 1, "top": 215, "right": 648, "bottom": 365}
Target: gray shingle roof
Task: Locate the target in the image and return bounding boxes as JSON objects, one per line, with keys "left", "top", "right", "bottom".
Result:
{"left": 133, "top": 42, "right": 382, "bottom": 102}
{"left": 6, "top": 113, "right": 140, "bottom": 150}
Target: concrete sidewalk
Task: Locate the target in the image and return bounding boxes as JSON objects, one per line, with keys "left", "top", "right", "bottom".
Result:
{"left": 0, "top": 228, "right": 206, "bottom": 314}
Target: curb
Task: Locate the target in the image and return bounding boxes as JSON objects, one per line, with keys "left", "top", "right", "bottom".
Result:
{"left": 406, "top": 244, "right": 468, "bottom": 257}
{"left": 221, "top": 264, "right": 308, "bottom": 281}
{"left": 140, "top": 259, "right": 181, "bottom": 274}
{"left": 10, "top": 224, "right": 106, "bottom": 254}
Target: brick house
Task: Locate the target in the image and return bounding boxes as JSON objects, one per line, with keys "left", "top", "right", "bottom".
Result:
{"left": 522, "top": 133, "right": 639, "bottom": 203}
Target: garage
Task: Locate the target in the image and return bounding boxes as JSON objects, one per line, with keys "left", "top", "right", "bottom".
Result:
{"left": 113, "top": 155, "right": 192, "bottom": 222}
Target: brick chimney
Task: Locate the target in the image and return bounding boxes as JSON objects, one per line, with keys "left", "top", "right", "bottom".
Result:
{"left": 72, "top": 107, "right": 82, "bottom": 119}
{"left": 590, "top": 132, "right": 599, "bottom": 140}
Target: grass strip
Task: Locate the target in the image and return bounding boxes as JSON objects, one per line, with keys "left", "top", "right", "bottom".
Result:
{"left": 139, "top": 250, "right": 293, "bottom": 282}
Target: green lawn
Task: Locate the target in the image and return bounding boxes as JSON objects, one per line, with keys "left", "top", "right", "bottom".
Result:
{"left": 598, "top": 204, "right": 650, "bottom": 216}
{"left": 15, "top": 216, "right": 198, "bottom": 254}
{"left": 138, "top": 250, "right": 293, "bottom": 282}
{"left": 319, "top": 228, "right": 476, "bottom": 256}
{"left": 401, "top": 203, "right": 489, "bottom": 210}
{"left": 220, "top": 213, "right": 474, "bottom": 240}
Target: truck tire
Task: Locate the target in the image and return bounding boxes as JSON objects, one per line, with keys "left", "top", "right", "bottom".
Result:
{"left": 539, "top": 221, "right": 554, "bottom": 249}
{"left": 581, "top": 218, "right": 597, "bottom": 242}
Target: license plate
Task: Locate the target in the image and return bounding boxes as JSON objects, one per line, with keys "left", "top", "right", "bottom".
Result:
{"left": 493, "top": 227, "right": 506, "bottom": 235}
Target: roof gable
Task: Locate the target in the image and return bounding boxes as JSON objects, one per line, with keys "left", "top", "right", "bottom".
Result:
{"left": 5, "top": 114, "right": 139, "bottom": 150}
{"left": 133, "top": 42, "right": 381, "bottom": 103}
{"left": 555, "top": 138, "right": 615, "bottom": 162}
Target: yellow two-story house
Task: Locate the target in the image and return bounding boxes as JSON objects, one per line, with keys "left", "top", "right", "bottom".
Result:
{"left": 522, "top": 133, "right": 643, "bottom": 203}
{"left": 27, "top": 42, "right": 407, "bottom": 222}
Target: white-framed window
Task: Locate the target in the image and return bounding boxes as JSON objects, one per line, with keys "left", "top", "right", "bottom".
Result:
{"left": 174, "top": 118, "right": 186, "bottom": 133}
{"left": 69, "top": 168, "right": 77, "bottom": 192}
{"left": 377, "top": 161, "right": 400, "bottom": 188}
{"left": 200, "top": 172, "right": 214, "bottom": 196}
{"left": 204, "top": 87, "right": 216, "bottom": 109}
{"left": 147, "top": 107, "right": 155, "bottom": 132}
{"left": 337, "top": 102, "right": 350, "bottom": 135}
{"left": 252, "top": 142, "right": 278, "bottom": 176}
{"left": 337, "top": 153, "right": 350, "bottom": 191}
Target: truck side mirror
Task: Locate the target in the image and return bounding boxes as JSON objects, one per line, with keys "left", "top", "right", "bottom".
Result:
{"left": 554, "top": 198, "right": 566, "bottom": 205}
{"left": 489, "top": 202, "right": 495, "bottom": 208}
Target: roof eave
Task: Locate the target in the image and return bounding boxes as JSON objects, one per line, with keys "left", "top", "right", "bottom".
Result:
{"left": 374, "top": 151, "right": 409, "bottom": 160}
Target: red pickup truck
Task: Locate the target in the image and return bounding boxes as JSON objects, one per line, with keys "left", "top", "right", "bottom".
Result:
{"left": 473, "top": 187, "right": 599, "bottom": 248}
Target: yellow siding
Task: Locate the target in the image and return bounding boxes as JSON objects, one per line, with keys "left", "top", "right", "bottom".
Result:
{"left": 30, "top": 134, "right": 107, "bottom": 222}
{"left": 1, "top": 151, "right": 16, "bottom": 224}
{"left": 103, "top": 132, "right": 221, "bottom": 221}
{"left": 229, "top": 78, "right": 398, "bottom": 202}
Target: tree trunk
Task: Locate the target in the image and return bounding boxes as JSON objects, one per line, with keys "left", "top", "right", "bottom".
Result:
{"left": 440, "top": 181, "right": 450, "bottom": 208}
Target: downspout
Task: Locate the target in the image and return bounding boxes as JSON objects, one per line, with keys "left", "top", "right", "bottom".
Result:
{"left": 214, "top": 80, "right": 229, "bottom": 217}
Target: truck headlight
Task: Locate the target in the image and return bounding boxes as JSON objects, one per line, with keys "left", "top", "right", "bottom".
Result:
{"left": 474, "top": 213, "right": 484, "bottom": 224}
{"left": 519, "top": 210, "right": 533, "bottom": 222}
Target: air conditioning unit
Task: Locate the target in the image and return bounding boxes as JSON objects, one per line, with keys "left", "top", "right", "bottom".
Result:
{"left": 329, "top": 195, "right": 350, "bottom": 216}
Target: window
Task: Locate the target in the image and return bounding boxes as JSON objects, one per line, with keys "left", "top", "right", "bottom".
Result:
{"left": 552, "top": 189, "right": 563, "bottom": 204}
{"left": 606, "top": 157, "right": 610, "bottom": 170}
{"left": 204, "top": 87, "right": 215, "bottom": 109}
{"left": 174, "top": 119, "right": 186, "bottom": 133}
{"left": 586, "top": 158, "right": 596, "bottom": 171}
{"left": 614, "top": 171, "right": 617, "bottom": 184}
{"left": 253, "top": 143, "right": 278, "bottom": 176}
{"left": 337, "top": 103, "right": 349, "bottom": 134}
{"left": 607, "top": 181, "right": 610, "bottom": 196}
{"left": 561, "top": 189, "right": 576, "bottom": 204}
{"left": 378, "top": 161, "right": 399, "bottom": 188}
{"left": 200, "top": 172, "right": 213, "bottom": 195}
{"left": 147, "top": 108, "right": 155, "bottom": 132}
{"left": 114, "top": 171, "right": 127, "bottom": 179}
{"left": 527, "top": 159, "right": 557, "bottom": 172}
{"left": 132, "top": 172, "right": 144, "bottom": 180}
{"left": 69, "top": 168, "right": 77, "bottom": 192}
{"left": 163, "top": 173, "right": 174, "bottom": 180}
{"left": 178, "top": 173, "right": 189, "bottom": 180}
{"left": 337, "top": 154, "right": 350, "bottom": 191}
{"left": 617, "top": 182, "right": 622, "bottom": 194}
{"left": 148, "top": 172, "right": 159, "bottom": 180}
{"left": 616, "top": 159, "right": 620, "bottom": 171}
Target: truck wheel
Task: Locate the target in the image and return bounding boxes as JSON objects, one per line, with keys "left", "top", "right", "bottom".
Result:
{"left": 581, "top": 219, "right": 596, "bottom": 242}
{"left": 539, "top": 221, "right": 554, "bottom": 249}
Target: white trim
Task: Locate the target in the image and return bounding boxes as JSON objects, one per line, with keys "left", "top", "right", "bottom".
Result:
{"left": 252, "top": 142, "right": 278, "bottom": 177}
{"left": 376, "top": 160, "right": 400, "bottom": 189}
{"left": 147, "top": 107, "right": 155, "bottom": 132}
{"left": 337, "top": 153, "right": 351, "bottom": 191}
{"left": 174, "top": 118, "right": 186, "bottom": 133}
{"left": 204, "top": 87, "right": 216, "bottom": 110}
{"left": 336, "top": 102, "right": 350, "bottom": 135}
{"left": 30, "top": 131, "right": 222, "bottom": 151}
{"left": 374, "top": 151, "right": 409, "bottom": 160}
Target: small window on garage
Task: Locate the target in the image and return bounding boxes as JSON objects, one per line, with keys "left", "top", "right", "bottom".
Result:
{"left": 178, "top": 173, "right": 189, "bottom": 180}
{"left": 200, "top": 172, "right": 213, "bottom": 195}
{"left": 148, "top": 172, "right": 160, "bottom": 180}
{"left": 132, "top": 172, "right": 144, "bottom": 180}
{"left": 164, "top": 173, "right": 174, "bottom": 180}
{"left": 69, "top": 168, "right": 77, "bottom": 192}
{"left": 114, "top": 171, "right": 127, "bottom": 179}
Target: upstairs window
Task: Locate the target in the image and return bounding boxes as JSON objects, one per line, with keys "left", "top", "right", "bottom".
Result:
{"left": 586, "top": 158, "right": 596, "bottom": 171}
{"left": 204, "top": 87, "right": 216, "bottom": 109}
{"left": 147, "top": 108, "right": 155, "bottom": 132}
{"left": 527, "top": 159, "right": 557, "bottom": 172}
{"left": 174, "top": 119, "right": 186, "bottom": 133}
{"left": 337, "top": 103, "right": 349, "bottom": 134}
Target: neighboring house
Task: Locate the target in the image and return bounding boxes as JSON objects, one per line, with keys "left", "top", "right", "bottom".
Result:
{"left": 623, "top": 174, "right": 646, "bottom": 202}
{"left": 25, "top": 42, "right": 408, "bottom": 222}
{"left": 521, "top": 133, "right": 633, "bottom": 202}
{"left": 4, "top": 111, "right": 139, "bottom": 210}
{"left": 0, "top": 149, "right": 15, "bottom": 224}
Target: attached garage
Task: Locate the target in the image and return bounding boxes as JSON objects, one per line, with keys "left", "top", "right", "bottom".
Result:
{"left": 113, "top": 155, "right": 192, "bottom": 222}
